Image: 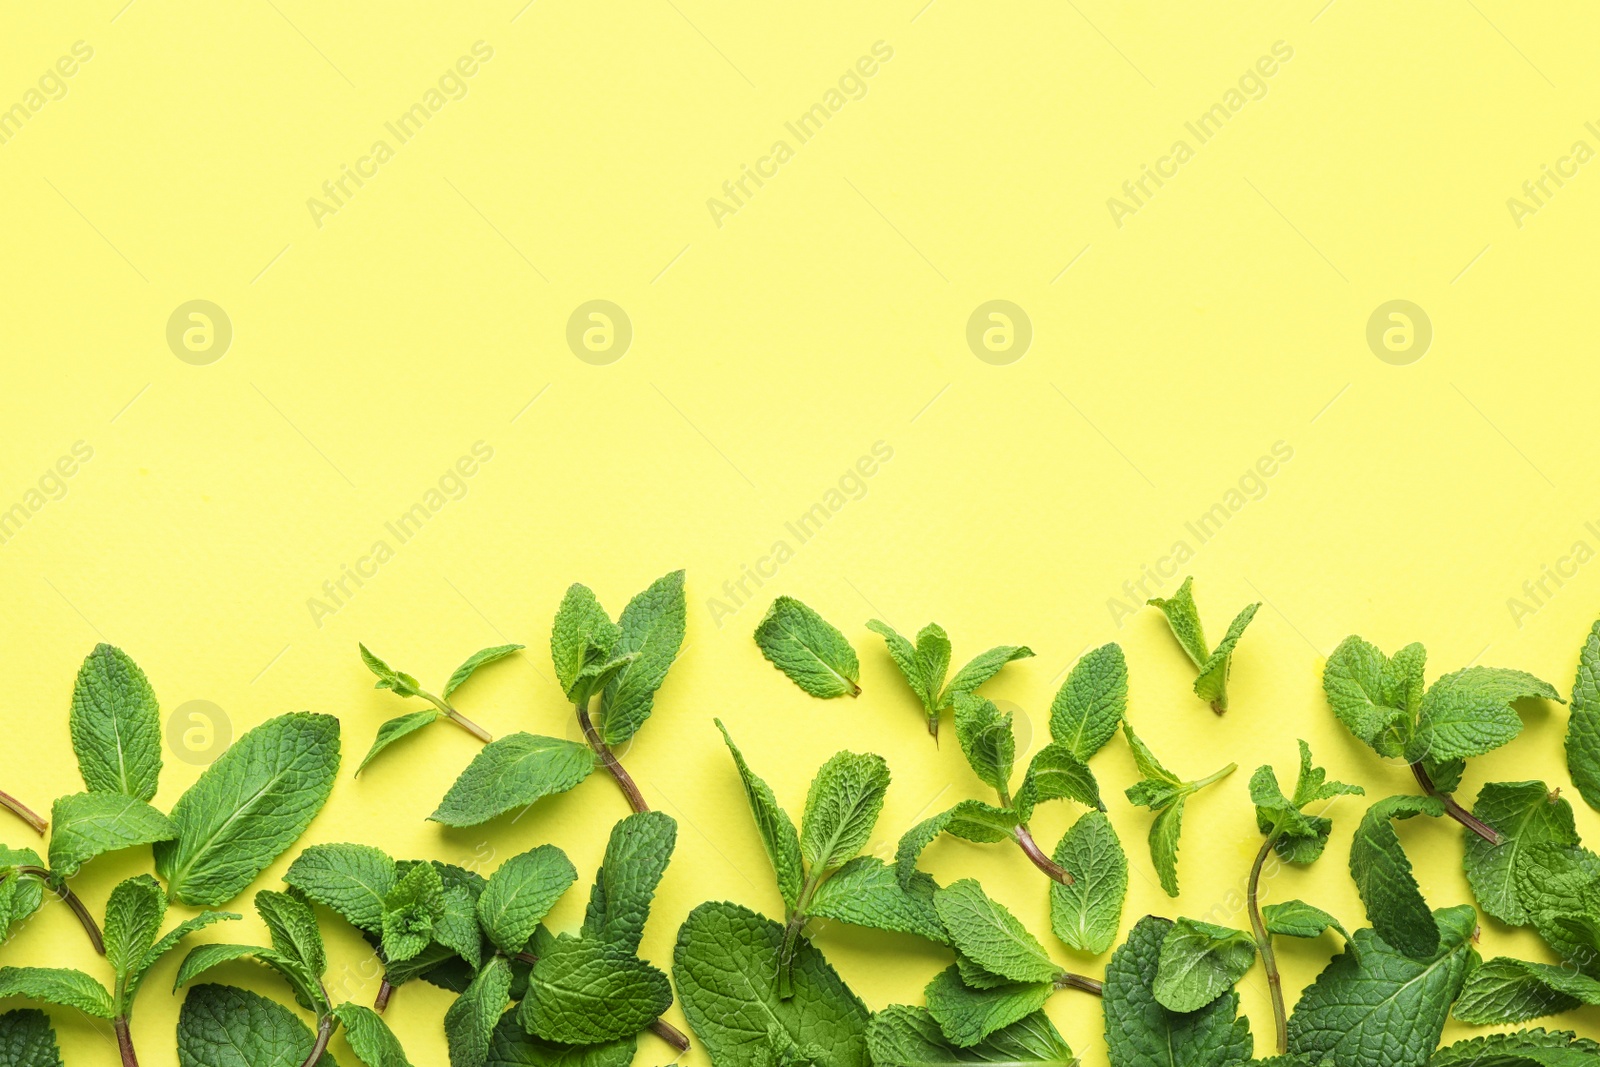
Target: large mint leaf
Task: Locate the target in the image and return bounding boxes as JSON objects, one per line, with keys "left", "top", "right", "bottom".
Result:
{"left": 477, "top": 845, "right": 576, "bottom": 955}
{"left": 716, "top": 721, "right": 804, "bottom": 909}
{"left": 483, "top": 1013, "right": 635, "bottom": 1067}
{"left": 0, "top": 1009, "right": 62, "bottom": 1067}
{"left": 1453, "top": 956, "right": 1600, "bottom": 1023}
{"left": 1103, "top": 915, "right": 1252, "bottom": 1067}
{"left": 1465, "top": 781, "right": 1578, "bottom": 926}
{"left": 69, "top": 643, "right": 162, "bottom": 801}
{"left": 520, "top": 935, "right": 672, "bottom": 1044}
{"left": 156, "top": 712, "right": 340, "bottom": 906}
{"left": 0, "top": 969, "right": 113, "bottom": 1017}
{"left": 1152, "top": 919, "right": 1256, "bottom": 1013}
{"left": 1049, "top": 811, "right": 1126, "bottom": 954}
{"left": 582, "top": 811, "right": 676, "bottom": 953}
{"left": 285, "top": 843, "right": 396, "bottom": 934}
{"left": 1047, "top": 643, "right": 1127, "bottom": 761}
{"left": 1409, "top": 667, "right": 1561, "bottom": 763}
{"left": 933, "top": 880, "right": 1059, "bottom": 984}
{"left": 673, "top": 900, "right": 869, "bottom": 1067}
{"left": 1513, "top": 843, "right": 1600, "bottom": 970}
{"left": 48, "top": 792, "right": 176, "bottom": 879}
{"left": 598, "top": 570, "right": 686, "bottom": 745}
{"left": 1349, "top": 795, "right": 1444, "bottom": 958}
{"left": 1568, "top": 614, "right": 1600, "bottom": 812}
{"left": 922, "top": 966, "right": 1051, "bottom": 1048}
{"left": 430, "top": 734, "right": 594, "bottom": 828}
{"left": 868, "top": 1005, "right": 1073, "bottom": 1067}
{"left": 800, "top": 751, "right": 889, "bottom": 873}
{"left": 754, "top": 597, "right": 860, "bottom": 699}
{"left": 807, "top": 856, "right": 946, "bottom": 944}
{"left": 1286, "top": 905, "right": 1476, "bottom": 1067}
{"left": 176, "top": 983, "right": 335, "bottom": 1067}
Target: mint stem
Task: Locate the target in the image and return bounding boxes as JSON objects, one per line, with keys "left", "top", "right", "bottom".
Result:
{"left": 298, "top": 1015, "right": 334, "bottom": 1067}
{"left": 1052, "top": 971, "right": 1103, "bottom": 996}
{"left": 1013, "top": 825, "right": 1074, "bottom": 885}
{"left": 374, "top": 979, "right": 393, "bottom": 1012}
{"left": 1247, "top": 832, "right": 1288, "bottom": 1055}
{"left": 420, "top": 692, "right": 492, "bottom": 743}
{"left": 513, "top": 951, "right": 687, "bottom": 1049}
{"left": 575, "top": 702, "right": 649, "bottom": 814}
{"left": 20, "top": 867, "right": 103, "bottom": 954}
{"left": 1410, "top": 762, "right": 1502, "bottom": 845}
{"left": 114, "top": 1016, "right": 138, "bottom": 1067}
{"left": 0, "top": 790, "right": 46, "bottom": 835}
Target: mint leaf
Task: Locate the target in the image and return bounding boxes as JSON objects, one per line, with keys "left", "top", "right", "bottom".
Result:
{"left": 934, "top": 880, "right": 1059, "bottom": 984}
{"left": 952, "top": 694, "right": 1015, "bottom": 795}
{"left": 360, "top": 643, "right": 422, "bottom": 698}
{"left": 483, "top": 1014, "right": 636, "bottom": 1067}
{"left": 1433, "top": 1028, "right": 1600, "bottom": 1067}
{"left": 1349, "top": 795, "right": 1445, "bottom": 958}
{"left": 382, "top": 862, "right": 446, "bottom": 963}
{"left": 1465, "top": 781, "right": 1578, "bottom": 925}
{"left": 1122, "top": 723, "right": 1234, "bottom": 897}
{"left": 285, "top": 843, "right": 397, "bottom": 934}
{"left": 923, "top": 966, "right": 1051, "bottom": 1048}
{"left": 444, "top": 955, "right": 512, "bottom": 1067}
{"left": 598, "top": 570, "right": 687, "bottom": 745}
{"left": 176, "top": 983, "right": 335, "bottom": 1067}
{"left": 1322, "top": 636, "right": 1420, "bottom": 759}
{"left": 69, "top": 643, "right": 162, "bottom": 801}
{"left": 477, "top": 844, "right": 576, "bottom": 955}
{"left": 520, "top": 935, "right": 672, "bottom": 1044}
{"left": 1286, "top": 904, "right": 1476, "bottom": 1067}
{"left": 156, "top": 712, "right": 341, "bottom": 906}
{"left": 1453, "top": 956, "right": 1600, "bottom": 1024}
{"left": 1250, "top": 740, "right": 1362, "bottom": 865}
{"left": 332, "top": 1002, "right": 413, "bottom": 1067}
{"left": 0, "top": 968, "right": 113, "bottom": 1017}
{"left": 104, "top": 873, "right": 164, "bottom": 979}
{"left": 1567, "top": 614, "right": 1600, "bottom": 812}
{"left": 867, "top": 620, "right": 938, "bottom": 722}
{"left": 0, "top": 1009, "right": 62, "bottom": 1067}
{"left": 807, "top": 857, "right": 946, "bottom": 944}
{"left": 943, "top": 645, "right": 1034, "bottom": 705}
{"left": 1016, "top": 741, "right": 1101, "bottom": 821}
{"left": 1049, "top": 811, "right": 1126, "bottom": 954}
{"left": 1047, "top": 643, "right": 1127, "bottom": 761}
{"left": 1261, "top": 900, "right": 1353, "bottom": 955}
{"left": 1103, "top": 915, "right": 1253, "bottom": 1067}
{"left": 754, "top": 597, "right": 860, "bottom": 699}
{"left": 1408, "top": 667, "right": 1561, "bottom": 763}
{"left": 1514, "top": 843, "right": 1600, "bottom": 972}
{"left": 173, "top": 942, "right": 323, "bottom": 1014}
{"left": 550, "top": 584, "right": 622, "bottom": 704}
{"left": 442, "top": 644, "right": 525, "bottom": 700}
{"left": 430, "top": 733, "right": 594, "bottom": 827}
{"left": 896, "top": 801, "right": 1017, "bottom": 886}
{"left": 433, "top": 884, "right": 483, "bottom": 972}
{"left": 130, "top": 906, "right": 239, "bottom": 1005}
{"left": 868, "top": 1006, "right": 1074, "bottom": 1067}
{"left": 356, "top": 711, "right": 440, "bottom": 776}
{"left": 673, "top": 900, "right": 869, "bottom": 1067}
{"left": 47, "top": 791, "right": 176, "bottom": 879}
{"left": 1194, "top": 602, "right": 1258, "bottom": 714}
{"left": 801, "top": 751, "right": 889, "bottom": 873}
{"left": 716, "top": 721, "right": 804, "bottom": 909}
{"left": 582, "top": 810, "right": 677, "bottom": 953}
{"left": 1152, "top": 919, "right": 1256, "bottom": 1013}
{"left": 1147, "top": 578, "right": 1209, "bottom": 667}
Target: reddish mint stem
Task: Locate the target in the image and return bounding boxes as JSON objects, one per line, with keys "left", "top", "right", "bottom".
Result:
{"left": 20, "top": 867, "right": 103, "bottom": 954}
{"left": 298, "top": 1015, "right": 334, "bottom": 1067}
{"left": 0, "top": 790, "right": 46, "bottom": 835}
{"left": 115, "top": 1017, "right": 138, "bottom": 1067}
{"left": 576, "top": 703, "right": 649, "bottom": 814}
{"left": 1013, "top": 825, "right": 1074, "bottom": 884}
{"left": 374, "top": 980, "right": 393, "bottom": 1013}
{"left": 1410, "top": 762, "right": 1502, "bottom": 845}
{"left": 1053, "top": 971, "right": 1103, "bottom": 996}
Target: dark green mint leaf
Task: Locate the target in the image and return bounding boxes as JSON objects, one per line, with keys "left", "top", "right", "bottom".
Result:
{"left": 807, "top": 857, "right": 945, "bottom": 944}
{"left": 1103, "top": 915, "right": 1252, "bottom": 1067}
{"left": 1453, "top": 956, "right": 1600, "bottom": 1024}
{"left": 923, "top": 966, "right": 1051, "bottom": 1048}
{"left": 477, "top": 844, "right": 576, "bottom": 955}
{"left": 1349, "top": 795, "right": 1445, "bottom": 958}
{"left": 520, "top": 935, "right": 672, "bottom": 1044}
{"left": 285, "top": 843, "right": 397, "bottom": 935}
{"left": 867, "top": 1005, "right": 1073, "bottom": 1067}
{"left": 176, "top": 983, "right": 335, "bottom": 1067}
{"left": 0, "top": 968, "right": 113, "bottom": 1018}
{"left": 550, "top": 584, "right": 622, "bottom": 704}
{"left": 1567, "top": 614, "right": 1600, "bottom": 812}
{"left": 355, "top": 711, "right": 439, "bottom": 777}
{"left": 1152, "top": 919, "right": 1256, "bottom": 1013}
{"left": 444, "top": 956, "right": 512, "bottom": 1067}
{"left": 1465, "top": 781, "right": 1578, "bottom": 926}
{"left": 952, "top": 694, "right": 1015, "bottom": 795}
{"left": 0, "top": 1009, "right": 62, "bottom": 1067}
{"left": 332, "top": 1001, "right": 413, "bottom": 1067}
{"left": 1408, "top": 667, "right": 1561, "bottom": 764}
{"left": 934, "top": 880, "right": 1059, "bottom": 984}
{"left": 583, "top": 811, "right": 677, "bottom": 953}
{"left": 69, "top": 643, "right": 162, "bottom": 801}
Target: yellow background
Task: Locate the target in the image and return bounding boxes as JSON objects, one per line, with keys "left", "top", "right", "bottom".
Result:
{"left": 3, "top": 0, "right": 1599, "bottom": 1063}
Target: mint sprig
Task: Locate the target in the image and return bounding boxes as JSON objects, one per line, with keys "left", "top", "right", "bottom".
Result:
{"left": 867, "top": 619, "right": 1032, "bottom": 738}
{"left": 1122, "top": 722, "right": 1235, "bottom": 896}
{"left": 357, "top": 641, "right": 522, "bottom": 766}
{"left": 1147, "top": 577, "right": 1259, "bottom": 714}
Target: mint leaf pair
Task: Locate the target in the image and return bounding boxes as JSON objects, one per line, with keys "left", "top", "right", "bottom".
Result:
{"left": 868, "top": 618, "right": 1032, "bottom": 737}
{"left": 899, "top": 645, "right": 1128, "bottom": 888}
{"left": 757, "top": 596, "right": 861, "bottom": 699}
{"left": 868, "top": 1005, "right": 1074, "bottom": 1067}
{"left": 1123, "top": 722, "right": 1234, "bottom": 896}
{"left": 716, "top": 722, "right": 940, "bottom": 994}
{"left": 0, "top": 874, "right": 236, "bottom": 1067}
{"left": 1104, "top": 915, "right": 1252, "bottom": 1067}
{"left": 922, "top": 880, "right": 1101, "bottom": 1047}
{"left": 1147, "top": 577, "right": 1258, "bottom": 714}
{"left": 174, "top": 888, "right": 411, "bottom": 1067}
{"left": 356, "top": 641, "right": 522, "bottom": 770}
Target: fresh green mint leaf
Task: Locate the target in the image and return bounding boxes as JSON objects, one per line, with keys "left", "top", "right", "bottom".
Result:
{"left": 69, "top": 643, "right": 162, "bottom": 801}
{"left": 1514, "top": 843, "right": 1600, "bottom": 972}
{"left": 933, "top": 880, "right": 1059, "bottom": 984}
{"left": 801, "top": 751, "right": 889, "bottom": 873}
{"left": 952, "top": 694, "right": 1015, "bottom": 795}
{"left": 1408, "top": 667, "right": 1561, "bottom": 764}
{"left": 130, "top": 907, "right": 238, "bottom": 1006}
{"left": 923, "top": 966, "right": 1051, "bottom": 1048}
{"left": 1251, "top": 740, "right": 1362, "bottom": 865}
{"left": 942, "top": 645, "right": 1034, "bottom": 706}
{"left": 104, "top": 873, "right": 165, "bottom": 979}
{"left": 156, "top": 712, "right": 341, "bottom": 906}
{"left": 1147, "top": 578, "right": 1209, "bottom": 668}
{"left": 176, "top": 983, "right": 336, "bottom": 1067}
{"left": 1261, "top": 900, "right": 1353, "bottom": 956}
{"left": 1465, "top": 781, "right": 1578, "bottom": 926}
{"left": 1103, "top": 915, "right": 1253, "bottom": 1067}
{"left": 550, "top": 583, "right": 622, "bottom": 704}
{"left": 807, "top": 856, "right": 946, "bottom": 944}
{"left": 1016, "top": 741, "right": 1101, "bottom": 822}
{"left": 716, "top": 720, "right": 804, "bottom": 909}
{"left": 332, "top": 1001, "right": 413, "bottom": 1067}
{"left": 433, "top": 884, "right": 483, "bottom": 972}
{"left": 582, "top": 810, "right": 677, "bottom": 953}
{"left": 1153, "top": 918, "right": 1256, "bottom": 1013}
{"left": 1148, "top": 579, "right": 1258, "bottom": 714}
{"left": 916, "top": 626, "right": 953, "bottom": 706}
{"left": 47, "top": 791, "right": 176, "bottom": 879}
{"left": 429, "top": 733, "right": 594, "bottom": 828}
{"left": 0, "top": 1009, "right": 62, "bottom": 1067}
{"left": 285, "top": 843, "right": 397, "bottom": 935}
{"left": 1047, "top": 643, "right": 1127, "bottom": 761}
{"left": 359, "top": 643, "right": 422, "bottom": 698}
{"left": 1194, "top": 602, "right": 1258, "bottom": 714}
{"left": 1432, "top": 1027, "right": 1600, "bottom": 1067}
{"left": 520, "top": 935, "right": 672, "bottom": 1044}
{"left": 1567, "top": 614, "right": 1600, "bottom": 812}
{"left": 598, "top": 570, "right": 687, "bottom": 746}
{"left": 1322, "top": 636, "right": 1419, "bottom": 759}
{"left": 1049, "top": 811, "right": 1126, "bottom": 954}
{"left": 173, "top": 940, "right": 324, "bottom": 1015}
{"left": 477, "top": 844, "right": 576, "bottom": 955}
{"left": 482, "top": 1013, "right": 636, "bottom": 1067}
{"left": 868, "top": 1005, "right": 1074, "bottom": 1067}
{"left": 382, "top": 862, "right": 446, "bottom": 963}
{"left": 896, "top": 801, "right": 1017, "bottom": 886}
{"left": 0, "top": 968, "right": 113, "bottom": 1018}
{"left": 868, "top": 620, "right": 932, "bottom": 714}
{"left": 1122, "top": 723, "right": 1233, "bottom": 897}
{"left": 1349, "top": 794, "right": 1445, "bottom": 958}
{"left": 754, "top": 597, "right": 860, "bottom": 699}
{"left": 444, "top": 955, "right": 512, "bottom": 1067}
{"left": 1453, "top": 956, "right": 1600, "bottom": 1024}
{"left": 356, "top": 710, "right": 440, "bottom": 776}
{"left": 442, "top": 644, "right": 525, "bottom": 701}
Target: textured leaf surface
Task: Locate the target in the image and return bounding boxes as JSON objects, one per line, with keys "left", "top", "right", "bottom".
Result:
{"left": 1017, "top": 741, "right": 1101, "bottom": 820}
{"left": 953, "top": 694, "right": 1015, "bottom": 795}
{"left": 1049, "top": 811, "right": 1126, "bottom": 954}
{"left": 1348, "top": 795, "right": 1444, "bottom": 958}
{"left": 1410, "top": 667, "right": 1561, "bottom": 763}
{"left": 1147, "top": 578, "right": 1209, "bottom": 668}
{"left": 1261, "top": 900, "right": 1351, "bottom": 954}
{"left": 717, "top": 721, "right": 804, "bottom": 909}
{"left": 598, "top": 570, "right": 686, "bottom": 745}
{"left": 478, "top": 845, "right": 576, "bottom": 955}
{"left": 156, "top": 712, "right": 341, "bottom": 905}
{"left": 934, "top": 880, "right": 1059, "bottom": 984}
{"left": 807, "top": 856, "right": 945, "bottom": 944}
{"left": 1123, "top": 724, "right": 1231, "bottom": 898}
{"left": 70, "top": 643, "right": 162, "bottom": 801}
{"left": 1048, "top": 643, "right": 1127, "bottom": 761}
{"left": 176, "top": 984, "right": 335, "bottom": 1067}
{"left": 382, "top": 862, "right": 445, "bottom": 963}
{"left": 943, "top": 645, "right": 1034, "bottom": 704}
{"left": 1153, "top": 919, "right": 1256, "bottom": 1013}
{"left": 104, "top": 873, "right": 165, "bottom": 978}
{"left": 132, "top": 908, "right": 239, "bottom": 1003}
{"left": 754, "top": 597, "right": 860, "bottom": 699}
{"left": 285, "top": 843, "right": 397, "bottom": 934}
{"left": 443, "top": 644, "right": 525, "bottom": 700}
{"left": 1250, "top": 740, "right": 1362, "bottom": 865}
{"left": 896, "top": 801, "right": 1016, "bottom": 886}
{"left": 1322, "top": 636, "right": 1418, "bottom": 759}
{"left": 673, "top": 900, "right": 869, "bottom": 1067}
{"left": 1193, "top": 602, "right": 1257, "bottom": 712}
{"left": 1453, "top": 956, "right": 1600, "bottom": 1023}
{"left": 1465, "top": 781, "right": 1578, "bottom": 926}
{"left": 868, "top": 1005, "right": 1073, "bottom": 1067}
{"left": 1103, "top": 915, "right": 1252, "bottom": 1067}
{"left": 0, "top": 968, "right": 113, "bottom": 1017}
{"left": 1432, "top": 1028, "right": 1600, "bottom": 1067}
{"left": 550, "top": 584, "right": 621, "bottom": 703}
{"left": 483, "top": 1014, "right": 635, "bottom": 1067}
{"left": 356, "top": 711, "right": 439, "bottom": 776}
{"left": 430, "top": 733, "right": 593, "bottom": 827}
{"left": 582, "top": 811, "right": 676, "bottom": 953}
{"left": 868, "top": 620, "right": 934, "bottom": 717}
{"left": 1514, "top": 843, "right": 1600, "bottom": 970}
{"left": 0, "top": 1010, "right": 62, "bottom": 1067}
{"left": 333, "top": 1002, "right": 413, "bottom": 1067}
{"left": 48, "top": 791, "right": 176, "bottom": 879}
{"left": 520, "top": 936, "right": 672, "bottom": 1044}
{"left": 801, "top": 751, "right": 889, "bottom": 872}
{"left": 922, "top": 966, "right": 1051, "bottom": 1048}
{"left": 1567, "top": 614, "right": 1600, "bottom": 812}
{"left": 444, "top": 955, "right": 512, "bottom": 1067}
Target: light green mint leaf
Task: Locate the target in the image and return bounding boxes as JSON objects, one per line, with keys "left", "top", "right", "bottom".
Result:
{"left": 1566, "top": 613, "right": 1600, "bottom": 812}
{"left": 1121, "top": 722, "right": 1182, "bottom": 789}
{"left": 48, "top": 791, "right": 176, "bottom": 879}
{"left": 867, "top": 620, "right": 932, "bottom": 716}
{"left": 156, "top": 712, "right": 341, "bottom": 906}
{"left": 1250, "top": 741, "right": 1362, "bottom": 865}
{"left": 916, "top": 625, "right": 953, "bottom": 707}
{"left": 359, "top": 643, "right": 421, "bottom": 698}
{"left": 1103, "top": 915, "right": 1252, "bottom": 1067}
{"left": 800, "top": 751, "right": 889, "bottom": 873}
{"left": 934, "top": 880, "right": 1059, "bottom": 984}
{"left": 443, "top": 644, "right": 525, "bottom": 701}
{"left": 0, "top": 968, "right": 113, "bottom": 1018}
{"left": 1047, "top": 643, "right": 1127, "bottom": 761}
{"left": 482, "top": 1013, "right": 636, "bottom": 1067}
{"left": 1349, "top": 794, "right": 1445, "bottom": 959}
{"left": 868, "top": 1005, "right": 1073, "bottom": 1067}
{"left": 382, "top": 863, "right": 445, "bottom": 963}
{"left": 104, "top": 873, "right": 165, "bottom": 980}
{"left": 333, "top": 1002, "right": 413, "bottom": 1067}
{"left": 1432, "top": 1027, "right": 1600, "bottom": 1067}
{"left": 922, "top": 966, "right": 1051, "bottom": 1049}
{"left": 1194, "top": 601, "right": 1258, "bottom": 714}
{"left": 673, "top": 900, "right": 869, "bottom": 1067}
{"left": 172, "top": 943, "right": 324, "bottom": 1014}
{"left": 0, "top": 874, "right": 40, "bottom": 951}
{"left": 429, "top": 733, "right": 594, "bottom": 828}
{"left": 1261, "top": 900, "right": 1353, "bottom": 956}
{"left": 1409, "top": 666, "right": 1562, "bottom": 764}
{"left": 176, "top": 983, "right": 336, "bottom": 1067}
{"left": 1322, "top": 636, "right": 1419, "bottom": 759}
{"left": 1454, "top": 956, "right": 1600, "bottom": 1024}
{"left": 1153, "top": 919, "right": 1256, "bottom": 1013}
{"left": 254, "top": 890, "right": 326, "bottom": 980}
{"left": 130, "top": 908, "right": 239, "bottom": 1005}
{"left": 754, "top": 597, "right": 860, "bottom": 699}
{"left": 716, "top": 720, "right": 804, "bottom": 909}
{"left": 1016, "top": 741, "right": 1101, "bottom": 823}
{"left": 549, "top": 583, "right": 622, "bottom": 703}
{"left": 1049, "top": 811, "right": 1126, "bottom": 955}
{"left": 1286, "top": 905, "right": 1476, "bottom": 1067}
{"left": 806, "top": 856, "right": 946, "bottom": 944}
{"left": 583, "top": 810, "right": 677, "bottom": 953}
{"left": 356, "top": 710, "right": 440, "bottom": 777}
{"left": 444, "top": 955, "right": 512, "bottom": 1067}
{"left": 896, "top": 801, "right": 1017, "bottom": 887}
{"left": 1465, "top": 781, "right": 1578, "bottom": 926}
{"left": 520, "top": 935, "right": 672, "bottom": 1044}
{"left": 1513, "top": 843, "right": 1600, "bottom": 971}
{"left": 0, "top": 1009, "right": 63, "bottom": 1067}
{"left": 952, "top": 694, "right": 1015, "bottom": 795}
{"left": 478, "top": 844, "right": 576, "bottom": 955}
{"left": 1122, "top": 724, "right": 1233, "bottom": 897}
{"left": 1147, "top": 578, "right": 1209, "bottom": 668}
{"left": 598, "top": 570, "right": 687, "bottom": 746}
{"left": 285, "top": 843, "right": 397, "bottom": 935}
{"left": 69, "top": 643, "right": 162, "bottom": 801}
{"left": 941, "top": 645, "right": 1034, "bottom": 706}
{"left": 433, "top": 884, "right": 483, "bottom": 971}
